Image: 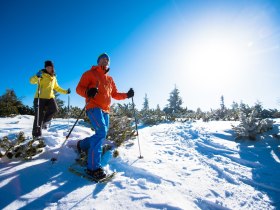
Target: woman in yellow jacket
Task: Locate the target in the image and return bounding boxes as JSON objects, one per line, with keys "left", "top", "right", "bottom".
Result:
{"left": 30, "top": 60, "right": 70, "bottom": 139}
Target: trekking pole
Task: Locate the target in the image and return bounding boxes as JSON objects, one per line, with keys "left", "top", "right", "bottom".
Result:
{"left": 36, "top": 78, "right": 41, "bottom": 128}
{"left": 50, "top": 101, "right": 89, "bottom": 163}
{"left": 131, "top": 96, "right": 143, "bottom": 159}
{"left": 67, "top": 94, "right": 70, "bottom": 131}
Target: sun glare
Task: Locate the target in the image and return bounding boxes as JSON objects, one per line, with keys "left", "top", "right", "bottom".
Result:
{"left": 185, "top": 35, "right": 245, "bottom": 85}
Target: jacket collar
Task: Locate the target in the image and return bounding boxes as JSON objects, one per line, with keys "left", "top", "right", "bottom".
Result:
{"left": 91, "top": 66, "right": 110, "bottom": 74}
{"left": 42, "top": 69, "right": 55, "bottom": 76}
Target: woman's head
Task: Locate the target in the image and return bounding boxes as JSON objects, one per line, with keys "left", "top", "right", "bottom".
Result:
{"left": 44, "top": 60, "right": 54, "bottom": 75}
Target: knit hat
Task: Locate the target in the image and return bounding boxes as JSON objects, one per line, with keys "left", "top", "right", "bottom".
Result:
{"left": 97, "top": 53, "right": 110, "bottom": 64}
{"left": 44, "top": 60, "right": 54, "bottom": 67}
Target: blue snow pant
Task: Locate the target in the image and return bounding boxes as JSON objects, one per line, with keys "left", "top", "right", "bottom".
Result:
{"left": 79, "top": 108, "right": 109, "bottom": 171}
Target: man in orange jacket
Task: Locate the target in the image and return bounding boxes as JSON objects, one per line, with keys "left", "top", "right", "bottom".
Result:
{"left": 76, "top": 53, "right": 134, "bottom": 179}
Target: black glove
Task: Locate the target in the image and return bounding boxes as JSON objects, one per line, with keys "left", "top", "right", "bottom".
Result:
{"left": 127, "top": 88, "right": 134, "bottom": 98}
{"left": 67, "top": 88, "right": 71, "bottom": 94}
{"left": 86, "top": 87, "right": 98, "bottom": 98}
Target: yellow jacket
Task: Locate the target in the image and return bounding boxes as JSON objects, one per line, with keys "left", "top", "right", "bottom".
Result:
{"left": 30, "top": 71, "right": 68, "bottom": 99}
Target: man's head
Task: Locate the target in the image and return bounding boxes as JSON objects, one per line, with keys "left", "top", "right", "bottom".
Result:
{"left": 97, "top": 53, "right": 110, "bottom": 67}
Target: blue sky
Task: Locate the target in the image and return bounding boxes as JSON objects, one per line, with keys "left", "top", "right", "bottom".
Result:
{"left": 1, "top": 0, "right": 280, "bottom": 111}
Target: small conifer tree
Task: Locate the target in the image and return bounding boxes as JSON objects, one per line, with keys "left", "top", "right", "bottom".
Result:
{"left": 0, "top": 89, "right": 26, "bottom": 116}
{"left": 164, "top": 85, "right": 183, "bottom": 120}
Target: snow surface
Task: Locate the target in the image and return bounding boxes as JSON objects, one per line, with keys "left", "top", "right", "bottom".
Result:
{"left": 1, "top": 115, "right": 280, "bottom": 210}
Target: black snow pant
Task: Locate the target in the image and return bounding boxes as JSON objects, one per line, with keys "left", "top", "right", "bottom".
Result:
{"left": 32, "top": 98, "right": 58, "bottom": 137}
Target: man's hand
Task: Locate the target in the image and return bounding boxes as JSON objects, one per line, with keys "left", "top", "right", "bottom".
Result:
{"left": 127, "top": 88, "right": 134, "bottom": 98}
{"left": 86, "top": 87, "right": 98, "bottom": 98}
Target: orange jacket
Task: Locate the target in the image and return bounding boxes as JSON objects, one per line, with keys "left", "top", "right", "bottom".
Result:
{"left": 76, "top": 66, "right": 128, "bottom": 113}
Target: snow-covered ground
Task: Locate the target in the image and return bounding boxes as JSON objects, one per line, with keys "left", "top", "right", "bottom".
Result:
{"left": 0, "top": 115, "right": 280, "bottom": 210}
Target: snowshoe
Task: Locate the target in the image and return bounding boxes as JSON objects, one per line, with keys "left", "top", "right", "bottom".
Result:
{"left": 68, "top": 164, "right": 116, "bottom": 183}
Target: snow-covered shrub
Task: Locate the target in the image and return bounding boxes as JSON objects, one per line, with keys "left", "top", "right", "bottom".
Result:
{"left": 232, "top": 109, "right": 274, "bottom": 140}
{"left": 140, "top": 108, "right": 165, "bottom": 125}
{"left": 0, "top": 132, "right": 45, "bottom": 160}
{"left": 107, "top": 115, "right": 135, "bottom": 147}
{"left": 142, "top": 114, "right": 161, "bottom": 125}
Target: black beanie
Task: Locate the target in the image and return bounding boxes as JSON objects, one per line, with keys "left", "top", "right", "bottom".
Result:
{"left": 45, "top": 60, "right": 54, "bottom": 67}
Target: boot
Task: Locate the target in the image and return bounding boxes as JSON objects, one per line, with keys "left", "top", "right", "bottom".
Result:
{"left": 42, "top": 121, "right": 51, "bottom": 130}
{"left": 86, "top": 167, "right": 106, "bottom": 180}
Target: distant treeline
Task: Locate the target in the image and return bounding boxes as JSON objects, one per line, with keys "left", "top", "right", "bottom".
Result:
{"left": 1, "top": 87, "right": 279, "bottom": 142}
{"left": 1, "top": 87, "right": 280, "bottom": 122}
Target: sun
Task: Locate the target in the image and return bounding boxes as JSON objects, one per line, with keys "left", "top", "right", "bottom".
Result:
{"left": 185, "top": 35, "right": 245, "bottom": 85}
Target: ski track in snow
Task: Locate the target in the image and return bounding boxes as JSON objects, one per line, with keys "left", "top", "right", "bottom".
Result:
{"left": 0, "top": 115, "right": 280, "bottom": 209}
